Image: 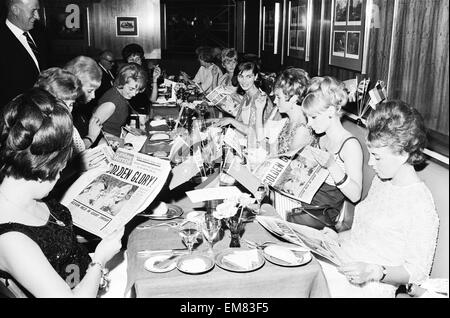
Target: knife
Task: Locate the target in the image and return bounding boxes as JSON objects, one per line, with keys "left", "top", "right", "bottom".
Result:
{"left": 137, "top": 248, "right": 188, "bottom": 256}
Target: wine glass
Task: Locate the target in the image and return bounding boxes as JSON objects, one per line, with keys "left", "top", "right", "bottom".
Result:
{"left": 254, "top": 184, "right": 268, "bottom": 214}
{"left": 201, "top": 214, "right": 221, "bottom": 255}
{"left": 178, "top": 221, "right": 200, "bottom": 254}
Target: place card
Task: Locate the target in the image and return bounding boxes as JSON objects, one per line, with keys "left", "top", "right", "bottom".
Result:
{"left": 186, "top": 186, "right": 243, "bottom": 203}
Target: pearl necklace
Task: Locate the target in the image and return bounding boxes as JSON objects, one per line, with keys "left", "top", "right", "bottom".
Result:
{"left": 0, "top": 190, "right": 66, "bottom": 227}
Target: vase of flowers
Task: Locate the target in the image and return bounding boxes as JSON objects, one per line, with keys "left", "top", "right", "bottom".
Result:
{"left": 212, "top": 194, "right": 256, "bottom": 248}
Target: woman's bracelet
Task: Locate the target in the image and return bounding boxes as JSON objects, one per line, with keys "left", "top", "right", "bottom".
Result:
{"left": 89, "top": 261, "right": 110, "bottom": 290}
{"left": 334, "top": 173, "right": 348, "bottom": 188}
{"left": 83, "top": 136, "right": 93, "bottom": 144}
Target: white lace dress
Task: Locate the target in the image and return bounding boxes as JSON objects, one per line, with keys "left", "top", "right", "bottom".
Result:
{"left": 319, "top": 176, "right": 440, "bottom": 298}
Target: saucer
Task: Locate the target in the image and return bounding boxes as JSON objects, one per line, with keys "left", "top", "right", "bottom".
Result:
{"left": 144, "top": 254, "right": 177, "bottom": 273}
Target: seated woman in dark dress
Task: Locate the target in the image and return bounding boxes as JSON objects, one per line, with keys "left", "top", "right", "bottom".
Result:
{"left": 93, "top": 63, "right": 148, "bottom": 138}
{"left": 0, "top": 88, "right": 123, "bottom": 297}
{"left": 121, "top": 43, "right": 160, "bottom": 114}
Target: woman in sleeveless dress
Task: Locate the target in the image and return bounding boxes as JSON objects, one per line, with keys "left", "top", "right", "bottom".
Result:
{"left": 301, "top": 76, "right": 363, "bottom": 212}
{"left": 0, "top": 88, "right": 123, "bottom": 297}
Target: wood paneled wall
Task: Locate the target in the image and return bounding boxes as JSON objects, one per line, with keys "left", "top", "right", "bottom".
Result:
{"left": 90, "top": 0, "right": 161, "bottom": 60}
{"left": 388, "top": 0, "right": 449, "bottom": 137}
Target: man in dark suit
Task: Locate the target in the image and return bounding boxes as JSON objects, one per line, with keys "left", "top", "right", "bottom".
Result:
{"left": 96, "top": 50, "right": 116, "bottom": 100}
{"left": 0, "top": 0, "right": 47, "bottom": 109}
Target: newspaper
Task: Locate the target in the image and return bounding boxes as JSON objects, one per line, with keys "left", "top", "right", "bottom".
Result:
{"left": 256, "top": 216, "right": 345, "bottom": 266}
{"left": 61, "top": 147, "right": 171, "bottom": 238}
{"left": 253, "top": 146, "right": 329, "bottom": 204}
{"left": 206, "top": 87, "right": 242, "bottom": 117}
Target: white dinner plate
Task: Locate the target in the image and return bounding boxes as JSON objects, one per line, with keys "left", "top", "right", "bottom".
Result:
{"left": 144, "top": 254, "right": 177, "bottom": 273}
{"left": 215, "top": 248, "right": 265, "bottom": 273}
{"left": 176, "top": 254, "right": 214, "bottom": 275}
{"left": 144, "top": 204, "right": 184, "bottom": 220}
{"left": 262, "top": 245, "right": 312, "bottom": 267}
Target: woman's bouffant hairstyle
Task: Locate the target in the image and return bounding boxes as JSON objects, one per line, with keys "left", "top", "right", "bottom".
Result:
{"left": 64, "top": 56, "right": 102, "bottom": 86}
{"left": 35, "top": 67, "right": 82, "bottom": 103}
{"left": 221, "top": 48, "right": 238, "bottom": 66}
{"left": 114, "top": 63, "right": 148, "bottom": 93}
{"left": 302, "top": 76, "right": 348, "bottom": 116}
{"left": 274, "top": 68, "right": 310, "bottom": 105}
{"left": 366, "top": 100, "right": 428, "bottom": 165}
{"left": 122, "top": 43, "right": 145, "bottom": 62}
{"left": 0, "top": 88, "right": 74, "bottom": 182}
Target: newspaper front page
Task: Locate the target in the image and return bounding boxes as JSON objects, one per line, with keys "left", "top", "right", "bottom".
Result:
{"left": 256, "top": 216, "right": 346, "bottom": 266}
{"left": 61, "top": 147, "right": 171, "bottom": 238}
{"left": 253, "top": 146, "right": 329, "bottom": 204}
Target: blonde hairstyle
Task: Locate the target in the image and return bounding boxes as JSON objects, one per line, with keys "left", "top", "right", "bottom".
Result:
{"left": 114, "top": 63, "right": 148, "bottom": 93}
{"left": 221, "top": 48, "right": 238, "bottom": 66}
{"left": 64, "top": 56, "right": 102, "bottom": 87}
{"left": 302, "top": 76, "right": 348, "bottom": 116}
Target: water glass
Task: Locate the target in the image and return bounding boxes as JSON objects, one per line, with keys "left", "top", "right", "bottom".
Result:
{"left": 178, "top": 221, "right": 200, "bottom": 253}
{"left": 201, "top": 214, "right": 221, "bottom": 254}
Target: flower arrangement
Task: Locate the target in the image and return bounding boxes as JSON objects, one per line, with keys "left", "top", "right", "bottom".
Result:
{"left": 212, "top": 194, "right": 256, "bottom": 247}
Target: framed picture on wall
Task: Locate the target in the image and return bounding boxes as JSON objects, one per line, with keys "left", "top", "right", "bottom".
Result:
{"left": 329, "top": 0, "right": 367, "bottom": 71}
{"left": 287, "top": 0, "right": 310, "bottom": 59}
{"left": 348, "top": 0, "right": 363, "bottom": 25}
{"left": 333, "top": 31, "right": 346, "bottom": 57}
{"left": 116, "top": 17, "right": 138, "bottom": 37}
{"left": 334, "top": 0, "right": 348, "bottom": 25}
{"left": 346, "top": 31, "right": 360, "bottom": 59}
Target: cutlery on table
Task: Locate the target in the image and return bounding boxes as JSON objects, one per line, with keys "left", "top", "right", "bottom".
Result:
{"left": 244, "top": 239, "right": 277, "bottom": 249}
{"left": 137, "top": 248, "right": 188, "bottom": 257}
{"left": 136, "top": 220, "right": 181, "bottom": 229}
{"left": 153, "top": 254, "right": 184, "bottom": 269}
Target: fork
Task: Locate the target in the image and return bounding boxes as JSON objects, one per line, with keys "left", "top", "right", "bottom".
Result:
{"left": 137, "top": 220, "right": 189, "bottom": 230}
{"left": 136, "top": 221, "right": 180, "bottom": 230}
{"left": 245, "top": 239, "right": 277, "bottom": 249}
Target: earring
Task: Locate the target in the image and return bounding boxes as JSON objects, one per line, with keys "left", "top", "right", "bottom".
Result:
{"left": 329, "top": 115, "right": 332, "bottom": 119}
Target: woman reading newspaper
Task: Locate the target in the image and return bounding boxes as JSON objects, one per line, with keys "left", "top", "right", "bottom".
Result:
{"left": 318, "top": 100, "right": 439, "bottom": 297}
{"left": 291, "top": 76, "right": 364, "bottom": 228}
{"left": 216, "top": 61, "right": 280, "bottom": 135}
{"left": 0, "top": 88, "right": 124, "bottom": 297}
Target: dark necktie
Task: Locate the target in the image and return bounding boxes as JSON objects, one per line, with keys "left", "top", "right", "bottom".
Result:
{"left": 23, "top": 32, "right": 39, "bottom": 59}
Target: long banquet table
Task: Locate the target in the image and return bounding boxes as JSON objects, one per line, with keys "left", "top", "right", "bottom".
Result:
{"left": 125, "top": 198, "right": 330, "bottom": 298}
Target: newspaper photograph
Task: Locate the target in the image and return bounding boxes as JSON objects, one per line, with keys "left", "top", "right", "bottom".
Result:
{"left": 61, "top": 147, "right": 171, "bottom": 238}
{"left": 253, "top": 146, "right": 329, "bottom": 204}
{"left": 256, "top": 216, "right": 345, "bottom": 266}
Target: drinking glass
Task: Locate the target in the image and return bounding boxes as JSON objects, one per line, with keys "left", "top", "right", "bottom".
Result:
{"left": 201, "top": 214, "right": 221, "bottom": 254}
{"left": 254, "top": 184, "right": 268, "bottom": 214}
{"left": 178, "top": 221, "right": 200, "bottom": 253}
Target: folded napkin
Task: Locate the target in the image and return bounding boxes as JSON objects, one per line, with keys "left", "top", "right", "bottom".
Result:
{"left": 264, "top": 245, "right": 299, "bottom": 264}
{"left": 179, "top": 258, "right": 207, "bottom": 272}
{"left": 153, "top": 202, "right": 168, "bottom": 216}
{"left": 150, "top": 133, "right": 170, "bottom": 141}
{"left": 150, "top": 119, "right": 167, "bottom": 127}
{"left": 223, "top": 249, "right": 260, "bottom": 270}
